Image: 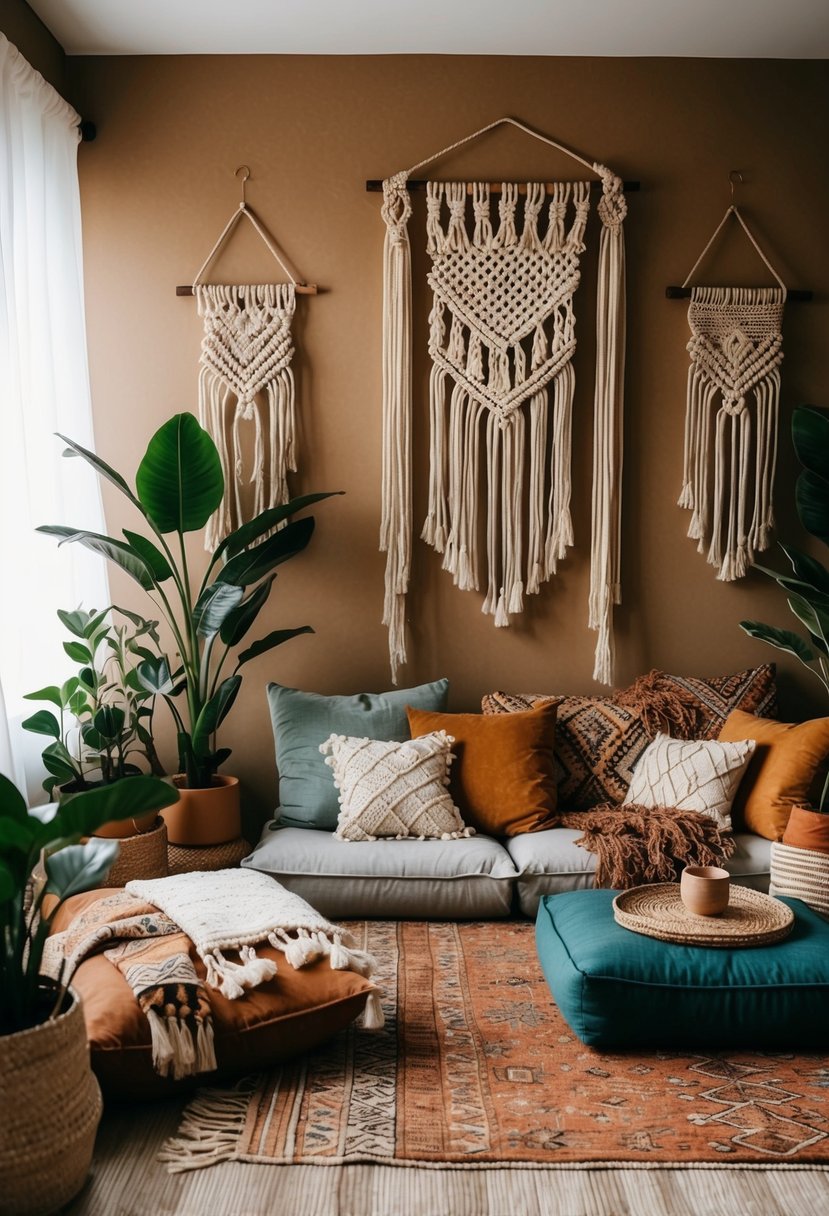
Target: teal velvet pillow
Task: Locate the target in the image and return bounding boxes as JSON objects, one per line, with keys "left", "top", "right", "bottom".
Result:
{"left": 267, "top": 679, "right": 449, "bottom": 830}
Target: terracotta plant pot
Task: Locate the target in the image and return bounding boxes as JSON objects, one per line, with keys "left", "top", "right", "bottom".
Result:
{"left": 0, "top": 990, "right": 102, "bottom": 1216}
{"left": 160, "top": 774, "right": 241, "bottom": 846}
{"left": 782, "top": 804, "right": 829, "bottom": 856}
{"left": 93, "top": 809, "right": 159, "bottom": 840}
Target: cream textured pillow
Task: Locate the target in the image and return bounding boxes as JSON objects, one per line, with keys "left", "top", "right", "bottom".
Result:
{"left": 622, "top": 732, "right": 756, "bottom": 830}
{"left": 319, "top": 730, "right": 473, "bottom": 843}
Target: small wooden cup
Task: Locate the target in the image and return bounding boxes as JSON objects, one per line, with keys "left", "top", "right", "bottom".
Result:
{"left": 680, "top": 865, "right": 730, "bottom": 916}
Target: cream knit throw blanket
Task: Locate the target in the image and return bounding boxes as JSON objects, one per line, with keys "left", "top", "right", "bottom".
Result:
{"left": 127, "top": 869, "right": 384, "bottom": 1027}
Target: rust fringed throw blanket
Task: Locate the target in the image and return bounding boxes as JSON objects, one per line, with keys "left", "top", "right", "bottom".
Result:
{"left": 44, "top": 890, "right": 216, "bottom": 1080}
{"left": 559, "top": 804, "right": 736, "bottom": 889}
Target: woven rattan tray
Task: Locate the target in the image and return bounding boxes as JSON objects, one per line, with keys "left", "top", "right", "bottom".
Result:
{"left": 613, "top": 883, "right": 794, "bottom": 947}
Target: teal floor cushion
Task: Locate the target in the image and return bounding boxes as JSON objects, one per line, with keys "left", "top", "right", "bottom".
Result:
{"left": 535, "top": 889, "right": 829, "bottom": 1050}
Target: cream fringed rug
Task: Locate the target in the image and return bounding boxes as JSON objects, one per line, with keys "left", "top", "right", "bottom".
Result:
{"left": 160, "top": 920, "right": 829, "bottom": 1174}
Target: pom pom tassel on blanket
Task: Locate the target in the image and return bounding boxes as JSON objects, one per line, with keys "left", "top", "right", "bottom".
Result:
{"left": 127, "top": 869, "right": 385, "bottom": 1026}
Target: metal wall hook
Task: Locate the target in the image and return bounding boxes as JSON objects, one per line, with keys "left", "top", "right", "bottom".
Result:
{"left": 235, "top": 165, "right": 251, "bottom": 208}
{"left": 729, "top": 169, "right": 744, "bottom": 205}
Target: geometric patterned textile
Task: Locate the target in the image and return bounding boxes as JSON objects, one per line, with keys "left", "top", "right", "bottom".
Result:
{"left": 679, "top": 287, "right": 785, "bottom": 581}
{"left": 195, "top": 283, "right": 298, "bottom": 549}
{"left": 658, "top": 664, "right": 779, "bottom": 740}
{"left": 163, "top": 920, "right": 829, "bottom": 1171}
{"left": 482, "top": 689, "right": 649, "bottom": 810}
{"left": 622, "top": 732, "right": 757, "bottom": 830}
{"left": 481, "top": 664, "right": 778, "bottom": 811}
{"left": 319, "top": 731, "right": 472, "bottom": 843}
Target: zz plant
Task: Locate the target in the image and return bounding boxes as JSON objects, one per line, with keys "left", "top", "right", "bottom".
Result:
{"left": 741, "top": 404, "right": 829, "bottom": 812}
{"left": 0, "top": 772, "right": 177, "bottom": 1034}
{"left": 39, "top": 413, "right": 337, "bottom": 789}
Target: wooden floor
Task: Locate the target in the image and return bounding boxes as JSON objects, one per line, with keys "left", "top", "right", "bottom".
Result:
{"left": 65, "top": 1097, "right": 829, "bottom": 1216}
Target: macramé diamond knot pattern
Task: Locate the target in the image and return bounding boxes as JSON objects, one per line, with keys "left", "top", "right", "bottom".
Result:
{"left": 196, "top": 283, "right": 298, "bottom": 549}
{"left": 679, "top": 286, "right": 785, "bottom": 581}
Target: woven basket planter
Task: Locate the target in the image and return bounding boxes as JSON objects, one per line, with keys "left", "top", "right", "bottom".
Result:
{"left": 0, "top": 991, "right": 102, "bottom": 1216}
{"left": 100, "top": 817, "right": 168, "bottom": 887}
{"left": 770, "top": 841, "right": 829, "bottom": 918}
{"left": 167, "top": 834, "right": 250, "bottom": 876}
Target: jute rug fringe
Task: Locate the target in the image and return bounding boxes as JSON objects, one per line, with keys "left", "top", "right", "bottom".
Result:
{"left": 159, "top": 1083, "right": 254, "bottom": 1172}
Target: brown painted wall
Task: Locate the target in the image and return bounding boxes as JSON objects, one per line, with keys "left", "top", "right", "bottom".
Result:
{"left": 2, "top": 0, "right": 65, "bottom": 92}
{"left": 65, "top": 54, "right": 829, "bottom": 831}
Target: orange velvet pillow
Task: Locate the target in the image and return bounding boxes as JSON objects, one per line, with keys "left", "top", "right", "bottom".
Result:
{"left": 406, "top": 703, "right": 558, "bottom": 836}
{"left": 717, "top": 709, "right": 829, "bottom": 840}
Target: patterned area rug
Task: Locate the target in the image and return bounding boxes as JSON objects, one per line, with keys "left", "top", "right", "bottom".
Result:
{"left": 164, "top": 920, "right": 829, "bottom": 1172}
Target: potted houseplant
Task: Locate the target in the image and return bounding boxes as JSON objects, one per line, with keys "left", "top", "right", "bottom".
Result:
{"left": 39, "top": 411, "right": 337, "bottom": 846}
{"left": 0, "top": 770, "right": 177, "bottom": 1214}
{"left": 22, "top": 606, "right": 165, "bottom": 829}
{"left": 741, "top": 403, "right": 829, "bottom": 905}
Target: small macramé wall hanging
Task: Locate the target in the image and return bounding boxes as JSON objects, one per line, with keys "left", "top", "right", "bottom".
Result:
{"left": 671, "top": 174, "right": 800, "bottom": 582}
{"left": 179, "top": 166, "right": 318, "bottom": 549}
{"left": 377, "top": 118, "right": 629, "bottom": 686}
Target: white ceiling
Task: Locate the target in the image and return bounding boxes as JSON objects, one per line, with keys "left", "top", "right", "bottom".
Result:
{"left": 27, "top": 0, "right": 829, "bottom": 58}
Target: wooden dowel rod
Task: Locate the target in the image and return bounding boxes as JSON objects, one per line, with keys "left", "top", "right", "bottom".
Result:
{"left": 176, "top": 283, "right": 318, "bottom": 296}
{"left": 666, "top": 285, "right": 812, "bottom": 302}
{"left": 366, "top": 178, "right": 640, "bottom": 194}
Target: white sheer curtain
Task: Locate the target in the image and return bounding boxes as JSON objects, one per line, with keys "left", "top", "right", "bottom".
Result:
{"left": 0, "top": 34, "right": 109, "bottom": 796}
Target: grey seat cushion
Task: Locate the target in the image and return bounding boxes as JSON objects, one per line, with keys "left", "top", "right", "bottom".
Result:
{"left": 243, "top": 825, "right": 518, "bottom": 919}
{"left": 505, "top": 829, "right": 772, "bottom": 918}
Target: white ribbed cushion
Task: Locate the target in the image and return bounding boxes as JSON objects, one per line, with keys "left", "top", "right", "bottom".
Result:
{"left": 623, "top": 732, "right": 756, "bottom": 830}
{"left": 770, "top": 842, "right": 829, "bottom": 916}
{"left": 320, "top": 730, "right": 473, "bottom": 843}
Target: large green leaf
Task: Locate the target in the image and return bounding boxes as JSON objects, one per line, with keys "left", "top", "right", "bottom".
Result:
{"left": 136, "top": 413, "right": 224, "bottom": 534}
{"left": 37, "top": 527, "right": 154, "bottom": 591}
{"left": 740, "top": 620, "right": 815, "bottom": 664}
{"left": 216, "top": 491, "right": 342, "bottom": 562}
{"left": 44, "top": 839, "right": 120, "bottom": 902}
{"left": 778, "top": 543, "right": 829, "bottom": 596}
{"left": 0, "top": 816, "right": 35, "bottom": 853}
{"left": 135, "top": 656, "right": 177, "bottom": 696}
{"left": 58, "top": 432, "right": 145, "bottom": 514}
{"left": 192, "top": 582, "right": 244, "bottom": 638}
{"left": 219, "top": 576, "right": 275, "bottom": 646}
{"left": 236, "top": 626, "right": 314, "bottom": 670}
{"left": 0, "top": 773, "right": 28, "bottom": 825}
{"left": 40, "top": 742, "right": 78, "bottom": 783}
{"left": 21, "top": 710, "right": 61, "bottom": 739}
{"left": 63, "top": 640, "right": 92, "bottom": 665}
{"left": 92, "top": 705, "right": 126, "bottom": 742}
{"left": 46, "top": 775, "right": 178, "bottom": 841}
{"left": 0, "top": 857, "right": 15, "bottom": 900}
{"left": 796, "top": 470, "right": 829, "bottom": 545}
{"left": 787, "top": 595, "right": 829, "bottom": 654}
{"left": 23, "top": 685, "right": 63, "bottom": 710}
{"left": 191, "top": 676, "right": 241, "bottom": 757}
{"left": 217, "top": 517, "right": 315, "bottom": 587}
{"left": 123, "top": 530, "right": 174, "bottom": 582}
{"left": 793, "top": 405, "right": 829, "bottom": 482}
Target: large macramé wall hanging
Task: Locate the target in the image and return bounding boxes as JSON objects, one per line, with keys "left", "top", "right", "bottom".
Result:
{"left": 378, "top": 118, "right": 628, "bottom": 686}
{"left": 674, "top": 185, "right": 789, "bottom": 582}
{"left": 180, "top": 166, "right": 317, "bottom": 550}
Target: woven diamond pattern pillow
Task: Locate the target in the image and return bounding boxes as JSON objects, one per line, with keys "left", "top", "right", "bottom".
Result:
{"left": 320, "top": 730, "right": 473, "bottom": 843}
{"left": 623, "top": 732, "right": 756, "bottom": 830}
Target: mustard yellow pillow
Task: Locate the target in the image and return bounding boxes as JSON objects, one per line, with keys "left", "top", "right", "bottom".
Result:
{"left": 406, "top": 703, "right": 558, "bottom": 836}
{"left": 717, "top": 709, "right": 829, "bottom": 840}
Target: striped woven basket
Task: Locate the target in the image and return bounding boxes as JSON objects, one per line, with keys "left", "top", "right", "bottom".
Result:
{"left": 769, "top": 841, "right": 829, "bottom": 918}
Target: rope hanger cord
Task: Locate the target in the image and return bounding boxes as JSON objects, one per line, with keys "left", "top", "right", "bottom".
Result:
{"left": 681, "top": 205, "right": 787, "bottom": 293}
{"left": 191, "top": 167, "right": 305, "bottom": 290}
{"left": 403, "top": 115, "right": 599, "bottom": 180}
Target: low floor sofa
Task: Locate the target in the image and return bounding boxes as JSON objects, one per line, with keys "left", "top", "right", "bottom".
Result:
{"left": 242, "top": 662, "right": 816, "bottom": 920}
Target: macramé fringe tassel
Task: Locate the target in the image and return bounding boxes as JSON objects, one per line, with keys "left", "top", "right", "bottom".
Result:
{"left": 147, "top": 1010, "right": 217, "bottom": 1080}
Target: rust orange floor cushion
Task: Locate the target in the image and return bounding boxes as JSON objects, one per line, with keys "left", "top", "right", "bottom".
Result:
{"left": 50, "top": 889, "right": 376, "bottom": 1099}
